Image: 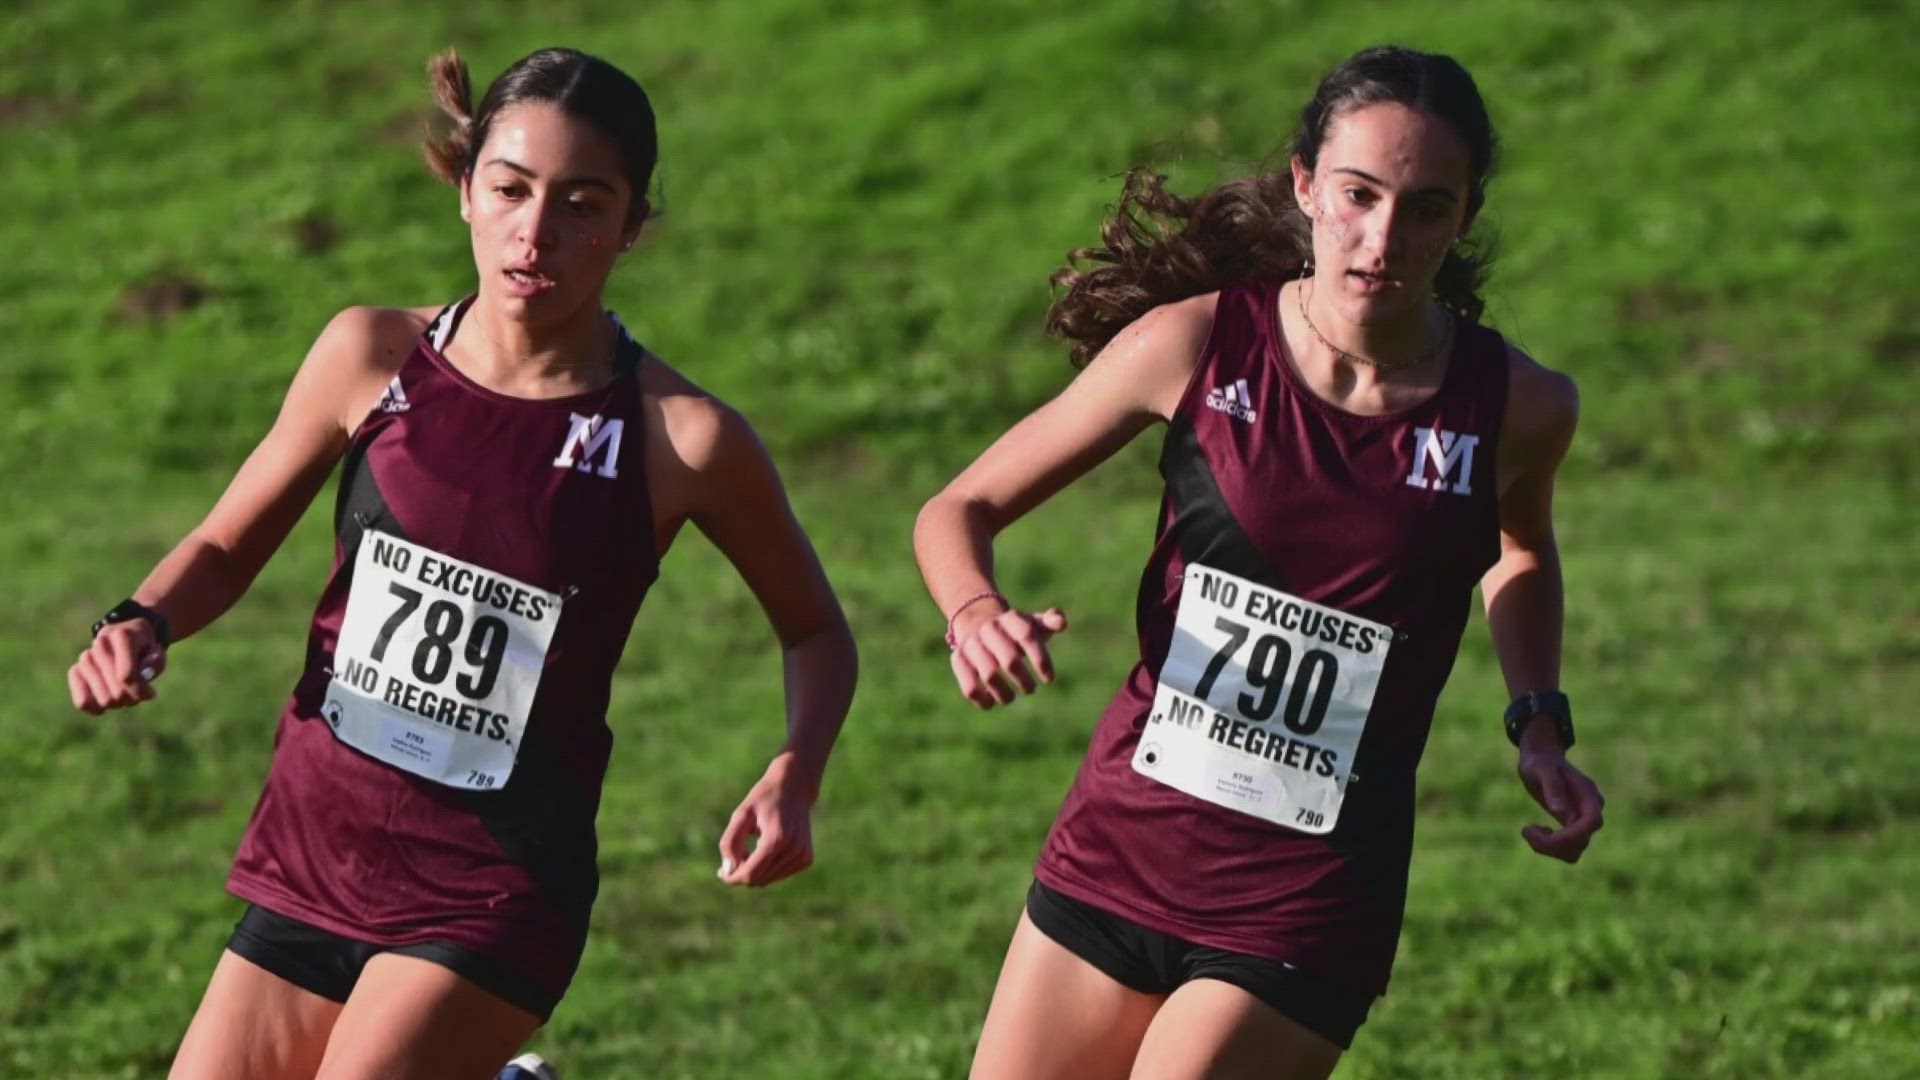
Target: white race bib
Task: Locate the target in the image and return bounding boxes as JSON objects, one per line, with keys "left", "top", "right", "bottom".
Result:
{"left": 322, "top": 532, "right": 563, "bottom": 790}
{"left": 1132, "top": 564, "right": 1392, "bottom": 833}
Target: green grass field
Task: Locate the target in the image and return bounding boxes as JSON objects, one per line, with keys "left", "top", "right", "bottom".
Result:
{"left": 4, "top": 0, "right": 1917, "bottom": 1075}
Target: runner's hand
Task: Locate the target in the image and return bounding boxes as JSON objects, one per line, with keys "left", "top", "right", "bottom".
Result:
{"left": 68, "top": 619, "right": 167, "bottom": 715}
{"left": 949, "top": 604, "right": 1068, "bottom": 709}
{"left": 1517, "top": 746, "right": 1605, "bottom": 863}
{"left": 717, "top": 757, "right": 817, "bottom": 888}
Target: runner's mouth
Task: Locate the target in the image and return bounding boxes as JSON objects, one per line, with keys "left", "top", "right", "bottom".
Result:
{"left": 504, "top": 267, "right": 556, "bottom": 295}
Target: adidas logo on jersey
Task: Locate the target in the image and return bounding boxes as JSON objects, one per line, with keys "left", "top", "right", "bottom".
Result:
{"left": 374, "top": 377, "right": 410, "bottom": 414}
{"left": 1204, "top": 378, "right": 1257, "bottom": 423}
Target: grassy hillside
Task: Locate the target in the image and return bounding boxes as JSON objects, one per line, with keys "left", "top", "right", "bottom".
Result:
{"left": 2, "top": 1, "right": 1915, "bottom": 1075}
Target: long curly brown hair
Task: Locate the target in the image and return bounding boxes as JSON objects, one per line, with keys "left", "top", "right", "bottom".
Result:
{"left": 1046, "top": 46, "right": 1500, "bottom": 368}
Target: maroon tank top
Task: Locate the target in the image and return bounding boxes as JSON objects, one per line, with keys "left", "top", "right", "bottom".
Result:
{"left": 1035, "top": 280, "right": 1508, "bottom": 996}
{"left": 228, "top": 299, "right": 659, "bottom": 995}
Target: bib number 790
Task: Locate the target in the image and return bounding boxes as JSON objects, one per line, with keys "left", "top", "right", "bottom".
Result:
{"left": 1194, "top": 616, "right": 1339, "bottom": 734}
{"left": 372, "top": 583, "right": 509, "bottom": 700}
{"left": 1135, "top": 564, "right": 1388, "bottom": 832}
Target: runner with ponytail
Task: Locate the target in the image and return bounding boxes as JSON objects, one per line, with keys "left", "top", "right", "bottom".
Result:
{"left": 72, "top": 47, "right": 856, "bottom": 1078}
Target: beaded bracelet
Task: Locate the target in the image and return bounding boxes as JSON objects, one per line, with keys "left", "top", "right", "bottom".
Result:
{"left": 944, "top": 591, "right": 1007, "bottom": 650}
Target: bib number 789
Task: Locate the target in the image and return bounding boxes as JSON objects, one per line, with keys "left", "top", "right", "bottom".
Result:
{"left": 327, "top": 531, "right": 560, "bottom": 790}
{"left": 372, "top": 583, "right": 509, "bottom": 700}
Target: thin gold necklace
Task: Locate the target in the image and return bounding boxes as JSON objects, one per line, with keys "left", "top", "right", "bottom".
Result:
{"left": 470, "top": 307, "right": 620, "bottom": 388}
{"left": 1298, "top": 276, "right": 1453, "bottom": 371}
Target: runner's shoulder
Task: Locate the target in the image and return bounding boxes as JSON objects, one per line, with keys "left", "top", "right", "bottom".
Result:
{"left": 1083, "top": 291, "right": 1220, "bottom": 416}
{"left": 1096, "top": 291, "right": 1218, "bottom": 369}
{"left": 293, "top": 306, "right": 432, "bottom": 431}
{"left": 1501, "top": 341, "right": 1580, "bottom": 457}
{"left": 301, "top": 307, "right": 430, "bottom": 378}
{"left": 636, "top": 352, "right": 757, "bottom": 475}
{"left": 317, "top": 305, "right": 434, "bottom": 373}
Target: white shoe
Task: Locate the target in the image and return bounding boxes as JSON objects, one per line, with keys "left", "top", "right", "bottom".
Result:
{"left": 498, "top": 1053, "right": 559, "bottom": 1080}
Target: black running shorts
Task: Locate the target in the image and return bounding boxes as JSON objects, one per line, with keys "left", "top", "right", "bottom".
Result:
{"left": 225, "top": 904, "right": 559, "bottom": 1021}
{"left": 1025, "top": 880, "right": 1375, "bottom": 1050}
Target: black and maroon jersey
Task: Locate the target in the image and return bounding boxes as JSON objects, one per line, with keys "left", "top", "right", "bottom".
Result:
{"left": 229, "top": 297, "right": 658, "bottom": 1001}
{"left": 1036, "top": 280, "right": 1509, "bottom": 996}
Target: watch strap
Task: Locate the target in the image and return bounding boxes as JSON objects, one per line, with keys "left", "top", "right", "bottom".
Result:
{"left": 1504, "top": 690, "right": 1574, "bottom": 749}
{"left": 93, "top": 599, "right": 171, "bottom": 648}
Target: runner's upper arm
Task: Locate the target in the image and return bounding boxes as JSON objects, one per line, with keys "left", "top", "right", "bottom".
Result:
{"left": 934, "top": 292, "right": 1217, "bottom": 531}
{"left": 188, "top": 306, "right": 417, "bottom": 568}
{"left": 675, "top": 396, "right": 846, "bottom": 647}
{"left": 1496, "top": 347, "right": 1580, "bottom": 548}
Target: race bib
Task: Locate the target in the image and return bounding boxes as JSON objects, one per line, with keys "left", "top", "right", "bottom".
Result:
{"left": 322, "top": 532, "right": 563, "bottom": 791}
{"left": 1132, "top": 564, "right": 1392, "bottom": 833}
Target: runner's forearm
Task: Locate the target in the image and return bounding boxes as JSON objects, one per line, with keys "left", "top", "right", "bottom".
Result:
{"left": 775, "top": 619, "right": 858, "bottom": 795}
{"left": 913, "top": 493, "right": 1004, "bottom": 618}
{"left": 129, "top": 533, "right": 275, "bottom": 644}
{"left": 1481, "top": 539, "right": 1564, "bottom": 700}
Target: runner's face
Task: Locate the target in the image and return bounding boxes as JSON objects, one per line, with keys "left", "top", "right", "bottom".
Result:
{"left": 460, "top": 103, "right": 638, "bottom": 320}
{"left": 1292, "top": 102, "right": 1475, "bottom": 325}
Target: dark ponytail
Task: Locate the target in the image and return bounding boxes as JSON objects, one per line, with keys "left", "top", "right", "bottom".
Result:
{"left": 422, "top": 49, "right": 475, "bottom": 185}
{"left": 1047, "top": 46, "right": 1499, "bottom": 367}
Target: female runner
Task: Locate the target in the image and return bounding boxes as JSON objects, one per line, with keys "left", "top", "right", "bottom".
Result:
{"left": 69, "top": 46, "right": 857, "bottom": 1078}
{"left": 916, "top": 46, "right": 1604, "bottom": 1079}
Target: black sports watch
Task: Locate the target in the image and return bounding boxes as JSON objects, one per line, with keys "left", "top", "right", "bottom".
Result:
{"left": 92, "top": 598, "right": 171, "bottom": 648}
{"left": 1504, "top": 690, "right": 1574, "bottom": 749}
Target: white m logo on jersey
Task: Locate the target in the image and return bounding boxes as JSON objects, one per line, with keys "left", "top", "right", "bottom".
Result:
{"left": 1405, "top": 426, "right": 1479, "bottom": 495}
{"left": 553, "top": 412, "right": 625, "bottom": 478}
